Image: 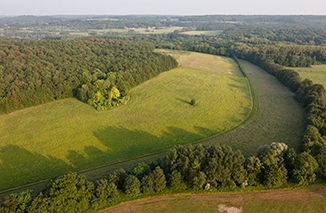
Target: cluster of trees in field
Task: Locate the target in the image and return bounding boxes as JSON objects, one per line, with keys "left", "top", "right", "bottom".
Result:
{"left": 0, "top": 142, "right": 319, "bottom": 212}
{"left": 0, "top": 38, "right": 177, "bottom": 113}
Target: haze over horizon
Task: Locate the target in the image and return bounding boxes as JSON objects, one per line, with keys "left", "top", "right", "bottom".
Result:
{"left": 1, "top": 0, "right": 326, "bottom": 16}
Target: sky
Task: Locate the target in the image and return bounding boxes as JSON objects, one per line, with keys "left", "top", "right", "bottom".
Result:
{"left": 1, "top": 0, "right": 326, "bottom": 16}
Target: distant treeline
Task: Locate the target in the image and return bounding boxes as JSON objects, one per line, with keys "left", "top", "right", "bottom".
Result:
{"left": 0, "top": 38, "right": 177, "bottom": 113}
{"left": 2, "top": 15, "right": 326, "bottom": 45}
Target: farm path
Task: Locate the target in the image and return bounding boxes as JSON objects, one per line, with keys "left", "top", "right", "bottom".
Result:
{"left": 101, "top": 186, "right": 326, "bottom": 213}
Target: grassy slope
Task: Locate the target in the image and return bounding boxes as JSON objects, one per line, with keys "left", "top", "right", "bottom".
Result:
{"left": 289, "top": 65, "right": 326, "bottom": 87}
{"left": 102, "top": 186, "right": 326, "bottom": 213}
{"left": 0, "top": 53, "right": 251, "bottom": 190}
{"left": 203, "top": 60, "right": 304, "bottom": 155}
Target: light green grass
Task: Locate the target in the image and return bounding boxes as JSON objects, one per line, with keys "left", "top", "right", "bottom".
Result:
{"left": 0, "top": 59, "right": 251, "bottom": 190}
{"left": 289, "top": 65, "right": 326, "bottom": 87}
{"left": 98, "top": 27, "right": 184, "bottom": 34}
{"left": 181, "top": 30, "right": 223, "bottom": 36}
{"left": 156, "top": 49, "right": 243, "bottom": 76}
{"left": 137, "top": 27, "right": 183, "bottom": 34}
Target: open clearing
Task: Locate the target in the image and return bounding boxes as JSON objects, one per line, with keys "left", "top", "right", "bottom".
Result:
{"left": 0, "top": 52, "right": 251, "bottom": 190}
{"left": 289, "top": 65, "right": 326, "bottom": 87}
{"left": 93, "top": 27, "right": 184, "bottom": 35}
{"left": 102, "top": 186, "right": 326, "bottom": 213}
{"left": 181, "top": 30, "right": 223, "bottom": 36}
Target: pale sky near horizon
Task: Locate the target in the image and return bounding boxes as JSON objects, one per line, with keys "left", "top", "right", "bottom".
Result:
{"left": 0, "top": 0, "right": 325, "bottom": 16}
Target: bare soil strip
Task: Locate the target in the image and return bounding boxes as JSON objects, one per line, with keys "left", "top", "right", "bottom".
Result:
{"left": 102, "top": 186, "right": 326, "bottom": 213}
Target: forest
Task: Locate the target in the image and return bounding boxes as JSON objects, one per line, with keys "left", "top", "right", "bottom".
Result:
{"left": 0, "top": 38, "right": 177, "bottom": 113}
{"left": 0, "top": 15, "right": 326, "bottom": 212}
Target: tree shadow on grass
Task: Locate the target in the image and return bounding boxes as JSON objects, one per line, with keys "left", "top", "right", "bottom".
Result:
{"left": 175, "top": 98, "right": 191, "bottom": 105}
{"left": 0, "top": 125, "right": 220, "bottom": 193}
{"left": 0, "top": 145, "right": 73, "bottom": 191}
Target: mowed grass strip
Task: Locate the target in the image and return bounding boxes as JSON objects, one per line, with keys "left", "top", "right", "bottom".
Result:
{"left": 204, "top": 60, "right": 305, "bottom": 156}
{"left": 102, "top": 186, "right": 326, "bottom": 213}
{"left": 0, "top": 62, "right": 251, "bottom": 189}
{"left": 289, "top": 65, "right": 326, "bottom": 87}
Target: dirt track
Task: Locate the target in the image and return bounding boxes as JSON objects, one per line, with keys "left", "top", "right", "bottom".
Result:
{"left": 102, "top": 186, "right": 326, "bottom": 213}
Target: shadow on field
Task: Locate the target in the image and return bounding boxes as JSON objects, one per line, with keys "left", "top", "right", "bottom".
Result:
{"left": 175, "top": 98, "right": 191, "bottom": 105}
{"left": 0, "top": 145, "right": 73, "bottom": 191}
{"left": 0, "top": 125, "right": 218, "bottom": 192}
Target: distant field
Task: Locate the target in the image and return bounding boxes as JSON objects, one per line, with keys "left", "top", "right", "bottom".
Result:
{"left": 0, "top": 52, "right": 251, "bottom": 190}
{"left": 94, "top": 27, "right": 184, "bottom": 34}
{"left": 289, "top": 65, "right": 326, "bottom": 87}
{"left": 181, "top": 30, "right": 223, "bottom": 36}
{"left": 156, "top": 50, "right": 243, "bottom": 76}
{"left": 103, "top": 186, "right": 326, "bottom": 213}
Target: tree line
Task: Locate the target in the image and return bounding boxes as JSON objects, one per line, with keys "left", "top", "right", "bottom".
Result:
{"left": 0, "top": 38, "right": 177, "bottom": 113}
{"left": 0, "top": 142, "right": 319, "bottom": 212}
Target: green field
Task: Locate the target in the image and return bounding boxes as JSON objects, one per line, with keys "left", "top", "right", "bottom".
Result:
{"left": 181, "top": 30, "right": 223, "bottom": 36}
{"left": 103, "top": 186, "right": 326, "bottom": 213}
{"left": 205, "top": 60, "right": 304, "bottom": 155}
{"left": 290, "top": 65, "right": 326, "bottom": 87}
{"left": 156, "top": 50, "right": 243, "bottom": 76}
{"left": 0, "top": 52, "right": 251, "bottom": 190}
{"left": 92, "top": 27, "right": 184, "bottom": 35}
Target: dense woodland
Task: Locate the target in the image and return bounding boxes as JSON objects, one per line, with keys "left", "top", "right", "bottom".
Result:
{"left": 0, "top": 38, "right": 177, "bottom": 113}
{"left": 1, "top": 15, "right": 326, "bottom": 212}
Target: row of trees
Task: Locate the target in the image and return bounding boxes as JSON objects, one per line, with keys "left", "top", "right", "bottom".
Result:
{"left": 0, "top": 143, "right": 319, "bottom": 212}
{"left": 0, "top": 38, "right": 177, "bottom": 113}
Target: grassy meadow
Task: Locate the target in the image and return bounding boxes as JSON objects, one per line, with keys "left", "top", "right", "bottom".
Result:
{"left": 205, "top": 60, "right": 304, "bottom": 155}
{"left": 181, "top": 30, "right": 223, "bottom": 36}
{"left": 290, "top": 65, "right": 326, "bottom": 87}
{"left": 103, "top": 186, "right": 326, "bottom": 213}
{"left": 0, "top": 52, "right": 251, "bottom": 190}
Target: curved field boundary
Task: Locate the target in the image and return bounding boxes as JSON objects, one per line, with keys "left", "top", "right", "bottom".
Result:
{"left": 0, "top": 58, "right": 256, "bottom": 196}
{"left": 101, "top": 186, "right": 326, "bottom": 213}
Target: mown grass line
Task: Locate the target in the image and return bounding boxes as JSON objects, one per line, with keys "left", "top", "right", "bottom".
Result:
{"left": 0, "top": 58, "right": 256, "bottom": 197}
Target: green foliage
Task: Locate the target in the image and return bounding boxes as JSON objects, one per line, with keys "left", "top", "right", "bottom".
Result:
{"left": 151, "top": 166, "right": 166, "bottom": 192}
{"left": 245, "top": 156, "right": 263, "bottom": 186}
{"left": 131, "top": 162, "right": 151, "bottom": 180}
{"left": 162, "top": 144, "right": 246, "bottom": 189}
{"left": 257, "top": 143, "right": 289, "bottom": 187}
{"left": 0, "top": 191, "right": 32, "bottom": 213}
{"left": 108, "top": 168, "right": 128, "bottom": 190}
{"left": 168, "top": 170, "right": 186, "bottom": 191}
{"left": 141, "top": 175, "right": 155, "bottom": 195}
{"left": 291, "top": 152, "right": 318, "bottom": 185}
{"left": 92, "top": 179, "right": 120, "bottom": 210}
{"left": 45, "top": 173, "right": 94, "bottom": 213}
{"left": 123, "top": 175, "right": 141, "bottom": 197}
{"left": 0, "top": 38, "right": 177, "bottom": 113}
{"left": 190, "top": 99, "right": 196, "bottom": 106}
